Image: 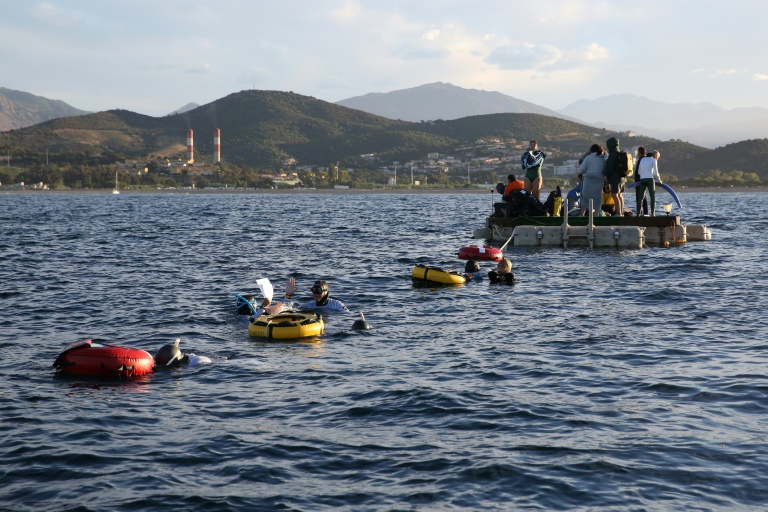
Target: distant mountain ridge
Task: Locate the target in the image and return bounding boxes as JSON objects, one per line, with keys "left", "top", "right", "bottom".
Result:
{"left": 338, "top": 84, "right": 768, "bottom": 149}
{"left": 5, "top": 84, "right": 767, "bottom": 150}
{"left": 168, "top": 102, "right": 200, "bottom": 115}
{"left": 6, "top": 88, "right": 764, "bottom": 181}
{"left": 0, "top": 87, "right": 90, "bottom": 131}
{"left": 337, "top": 82, "right": 577, "bottom": 123}
{"left": 556, "top": 94, "right": 768, "bottom": 148}
{"left": 2, "top": 89, "right": 767, "bottom": 181}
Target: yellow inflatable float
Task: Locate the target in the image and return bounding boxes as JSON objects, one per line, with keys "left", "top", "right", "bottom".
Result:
{"left": 411, "top": 264, "right": 467, "bottom": 285}
{"left": 248, "top": 312, "right": 324, "bottom": 339}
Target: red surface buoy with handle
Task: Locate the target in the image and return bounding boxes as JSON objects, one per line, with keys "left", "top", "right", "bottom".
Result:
{"left": 53, "top": 339, "right": 155, "bottom": 379}
{"left": 457, "top": 244, "right": 503, "bottom": 262}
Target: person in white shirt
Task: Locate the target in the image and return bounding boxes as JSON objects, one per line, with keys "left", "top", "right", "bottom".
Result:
{"left": 636, "top": 150, "right": 663, "bottom": 216}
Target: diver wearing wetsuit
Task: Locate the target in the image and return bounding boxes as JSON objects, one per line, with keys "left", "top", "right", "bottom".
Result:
{"left": 287, "top": 279, "right": 349, "bottom": 312}
{"left": 521, "top": 140, "right": 546, "bottom": 201}
{"left": 154, "top": 339, "right": 212, "bottom": 367}
{"left": 487, "top": 259, "right": 515, "bottom": 285}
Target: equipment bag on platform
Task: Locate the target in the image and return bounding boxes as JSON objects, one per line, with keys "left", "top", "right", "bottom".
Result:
{"left": 618, "top": 151, "right": 634, "bottom": 178}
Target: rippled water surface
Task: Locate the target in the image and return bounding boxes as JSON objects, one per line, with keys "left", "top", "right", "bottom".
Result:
{"left": 2, "top": 191, "right": 767, "bottom": 511}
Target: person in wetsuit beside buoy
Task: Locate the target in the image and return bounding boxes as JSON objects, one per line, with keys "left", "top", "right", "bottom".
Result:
{"left": 282, "top": 278, "right": 349, "bottom": 312}
{"left": 463, "top": 259, "right": 483, "bottom": 281}
{"left": 253, "top": 277, "right": 350, "bottom": 316}
{"left": 236, "top": 295, "right": 286, "bottom": 317}
{"left": 488, "top": 259, "right": 515, "bottom": 285}
{"left": 247, "top": 278, "right": 368, "bottom": 329}
{"left": 154, "top": 339, "right": 212, "bottom": 367}
{"left": 235, "top": 294, "right": 258, "bottom": 315}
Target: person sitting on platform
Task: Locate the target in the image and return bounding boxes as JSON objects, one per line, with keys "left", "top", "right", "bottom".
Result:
{"left": 543, "top": 186, "right": 563, "bottom": 216}
{"left": 601, "top": 182, "right": 616, "bottom": 216}
{"left": 566, "top": 173, "right": 583, "bottom": 215}
{"left": 503, "top": 174, "right": 525, "bottom": 197}
{"left": 488, "top": 259, "right": 515, "bottom": 285}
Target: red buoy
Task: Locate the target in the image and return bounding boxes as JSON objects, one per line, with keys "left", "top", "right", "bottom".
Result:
{"left": 53, "top": 339, "right": 154, "bottom": 379}
{"left": 457, "top": 244, "right": 503, "bottom": 262}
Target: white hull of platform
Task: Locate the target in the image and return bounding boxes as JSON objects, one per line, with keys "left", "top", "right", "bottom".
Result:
{"left": 474, "top": 222, "right": 711, "bottom": 248}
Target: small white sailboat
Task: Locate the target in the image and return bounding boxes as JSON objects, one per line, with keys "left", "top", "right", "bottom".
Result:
{"left": 112, "top": 171, "right": 120, "bottom": 195}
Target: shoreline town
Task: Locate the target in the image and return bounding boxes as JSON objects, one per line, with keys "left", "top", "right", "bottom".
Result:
{"left": 2, "top": 186, "right": 765, "bottom": 195}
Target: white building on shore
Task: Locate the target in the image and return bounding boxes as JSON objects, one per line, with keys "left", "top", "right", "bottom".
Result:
{"left": 553, "top": 159, "right": 580, "bottom": 177}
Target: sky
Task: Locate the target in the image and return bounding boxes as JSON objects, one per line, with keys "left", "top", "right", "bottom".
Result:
{"left": 3, "top": 0, "right": 767, "bottom": 117}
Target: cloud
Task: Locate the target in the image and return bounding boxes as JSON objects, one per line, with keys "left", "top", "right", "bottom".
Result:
{"left": 394, "top": 45, "right": 451, "bottom": 60}
{"left": 485, "top": 43, "right": 561, "bottom": 71}
{"left": 483, "top": 40, "right": 608, "bottom": 74}
{"left": 422, "top": 28, "right": 441, "bottom": 41}
{"left": 328, "top": 0, "right": 363, "bottom": 22}
{"left": 548, "top": 43, "right": 610, "bottom": 71}
{"left": 709, "top": 68, "right": 739, "bottom": 77}
{"left": 574, "top": 43, "right": 608, "bottom": 62}
{"left": 753, "top": 73, "right": 768, "bottom": 81}
{"left": 29, "top": 1, "right": 105, "bottom": 29}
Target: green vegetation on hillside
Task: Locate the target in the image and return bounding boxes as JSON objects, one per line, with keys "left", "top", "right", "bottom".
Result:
{"left": 0, "top": 89, "right": 766, "bottom": 189}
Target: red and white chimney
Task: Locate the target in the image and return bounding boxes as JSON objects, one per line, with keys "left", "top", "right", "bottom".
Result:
{"left": 187, "top": 129, "right": 194, "bottom": 162}
{"left": 214, "top": 128, "right": 221, "bottom": 163}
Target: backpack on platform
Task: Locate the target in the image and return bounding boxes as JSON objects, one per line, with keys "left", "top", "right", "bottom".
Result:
{"left": 618, "top": 151, "right": 634, "bottom": 178}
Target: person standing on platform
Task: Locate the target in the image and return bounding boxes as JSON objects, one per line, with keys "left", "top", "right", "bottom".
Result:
{"left": 520, "top": 140, "right": 546, "bottom": 201}
{"left": 637, "top": 150, "right": 663, "bottom": 216}
{"left": 603, "top": 137, "right": 626, "bottom": 216}
{"left": 579, "top": 144, "right": 606, "bottom": 216}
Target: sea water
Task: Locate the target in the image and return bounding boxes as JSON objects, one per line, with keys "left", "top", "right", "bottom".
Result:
{"left": 1, "top": 191, "right": 767, "bottom": 511}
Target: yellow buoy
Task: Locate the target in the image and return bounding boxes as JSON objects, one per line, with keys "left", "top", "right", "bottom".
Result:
{"left": 411, "top": 264, "right": 466, "bottom": 285}
{"left": 248, "top": 312, "right": 324, "bottom": 339}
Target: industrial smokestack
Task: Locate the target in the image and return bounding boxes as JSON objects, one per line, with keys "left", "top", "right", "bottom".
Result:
{"left": 187, "top": 129, "right": 194, "bottom": 163}
{"left": 214, "top": 128, "right": 221, "bottom": 163}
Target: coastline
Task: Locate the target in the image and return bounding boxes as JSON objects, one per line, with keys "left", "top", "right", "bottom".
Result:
{"left": 2, "top": 186, "right": 766, "bottom": 195}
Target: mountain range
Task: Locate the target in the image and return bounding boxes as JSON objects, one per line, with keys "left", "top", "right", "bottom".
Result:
{"left": 3, "top": 83, "right": 767, "bottom": 150}
{"left": 557, "top": 94, "right": 768, "bottom": 149}
{"left": 0, "top": 87, "right": 90, "bottom": 131}
{"left": 3, "top": 89, "right": 767, "bottom": 182}
{"left": 337, "top": 82, "right": 578, "bottom": 123}
{"left": 337, "top": 83, "right": 768, "bottom": 149}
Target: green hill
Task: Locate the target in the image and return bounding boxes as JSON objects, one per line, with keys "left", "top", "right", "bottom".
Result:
{"left": 0, "top": 89, "right": 765, "bottom": 182}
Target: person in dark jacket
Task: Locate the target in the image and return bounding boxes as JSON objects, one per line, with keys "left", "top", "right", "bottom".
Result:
{"left": 603, "top": 137, "right": 625, "bottom": 216}
{"left": 634, "top": 147, "right": 650, "bottom": 216}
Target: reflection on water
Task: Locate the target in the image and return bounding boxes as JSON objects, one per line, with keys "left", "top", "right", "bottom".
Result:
{"left": 1, "top": 191, "right": 767, "bottom": 511}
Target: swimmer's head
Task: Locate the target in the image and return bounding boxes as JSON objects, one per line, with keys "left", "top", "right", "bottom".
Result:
{"left": 154, "top": 338, "right": 187, "bottom": 366}
{"left": 311, "top": 280, "right": 329, "bottom": 298}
